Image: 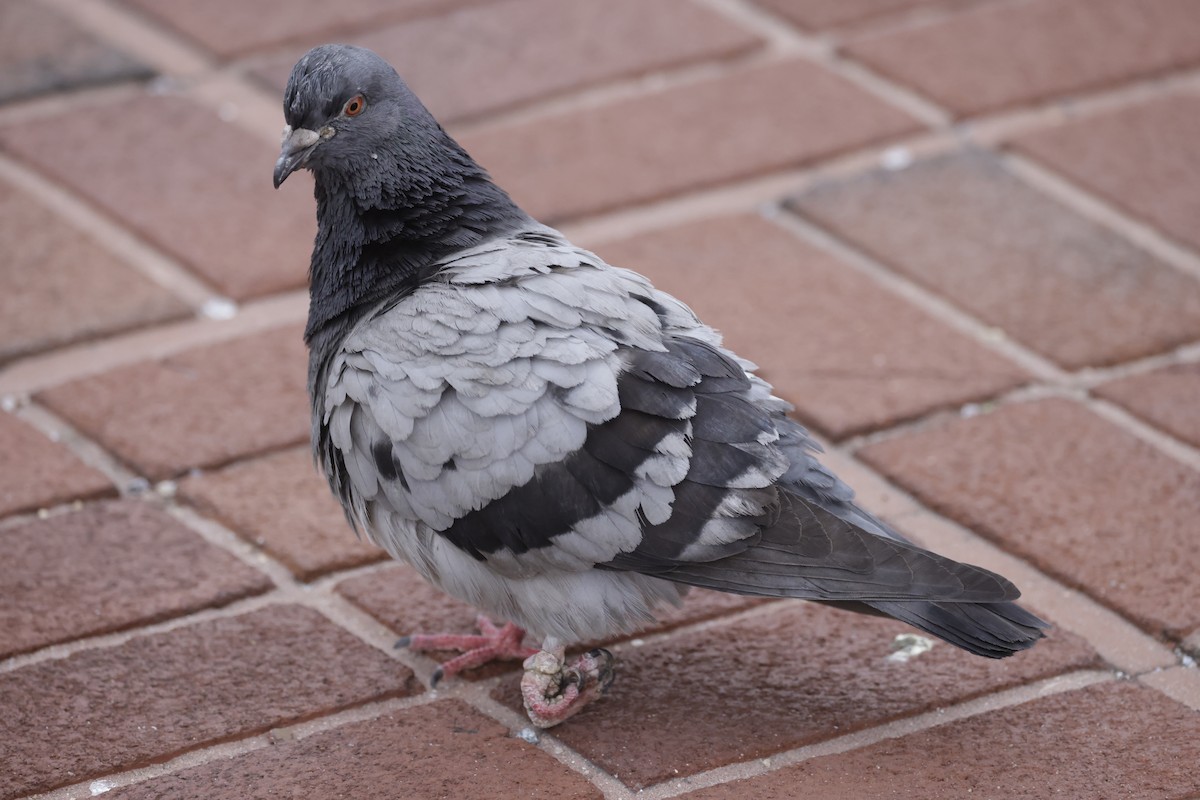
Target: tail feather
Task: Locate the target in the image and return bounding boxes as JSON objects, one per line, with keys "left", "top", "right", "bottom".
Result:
{"left": 868, "top": 599, "right": 1047, "bottom": 658}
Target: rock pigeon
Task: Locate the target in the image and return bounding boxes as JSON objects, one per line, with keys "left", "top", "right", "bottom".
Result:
{"left": 274, "top": 44, "right": 1046, "bottom": 728}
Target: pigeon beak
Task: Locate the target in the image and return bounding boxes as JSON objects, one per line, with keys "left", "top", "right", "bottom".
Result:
{"left": 273, "top": 126, "right": 321, "bottom": 188}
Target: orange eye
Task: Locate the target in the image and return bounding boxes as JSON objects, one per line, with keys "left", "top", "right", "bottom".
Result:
{"left": 343, "top": 95, "right": 366, "bottom": 117}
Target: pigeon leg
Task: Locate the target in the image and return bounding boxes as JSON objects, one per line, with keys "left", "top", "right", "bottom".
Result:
{"left": 397, "top": 614, "right": 537, "bottom": 686}
{"left": 521, "top": 645, "right": 615, "bottom": 728}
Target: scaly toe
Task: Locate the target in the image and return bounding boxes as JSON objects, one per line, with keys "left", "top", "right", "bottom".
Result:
{"left": 398, "top": 616, "right": 536, "bottom": 685}
{"left": 521, "top": 647, "right": 616, "bottom": 728}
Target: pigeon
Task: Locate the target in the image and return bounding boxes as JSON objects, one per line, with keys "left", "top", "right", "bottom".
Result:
{"left": 274, "top": 44, "right": 1046, "bottom": 728}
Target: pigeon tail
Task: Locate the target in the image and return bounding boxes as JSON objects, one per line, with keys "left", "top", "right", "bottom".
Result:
{"left": 865, "top": 598, "right": 1048, "bottom": 658}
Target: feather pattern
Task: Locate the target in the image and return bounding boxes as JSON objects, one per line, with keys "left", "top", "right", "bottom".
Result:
{"left": 311, "top": 227, "right": 1044, "bottom": 653}
{"left": 283, "top": 44, "right": 1043, "bottom": 669}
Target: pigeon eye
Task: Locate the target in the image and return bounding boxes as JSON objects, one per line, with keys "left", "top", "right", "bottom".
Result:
{"left": 343, "top": 95, "right": 366, "bottom": 117}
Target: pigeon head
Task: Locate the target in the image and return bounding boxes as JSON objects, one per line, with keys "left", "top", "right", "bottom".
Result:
{"left": 273, "top": 44, "right": 424, "bottom": 191}
{"left": 276, "top": 45, "right": 528, "bottom": 351}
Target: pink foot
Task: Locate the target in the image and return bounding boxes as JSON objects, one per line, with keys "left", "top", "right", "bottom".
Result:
{"left": 397, "top": 614, "right": 537, "bottom": 686}
{"left": 521, "top": 647, "right": 615, "bottom": 728}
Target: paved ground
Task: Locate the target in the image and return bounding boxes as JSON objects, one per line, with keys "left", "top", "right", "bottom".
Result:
{"left": 2, "top": 0, "right": 1200, "bottom": 798}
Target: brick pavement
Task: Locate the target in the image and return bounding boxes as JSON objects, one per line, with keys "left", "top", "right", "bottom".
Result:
{"left": 2, "top": 1, "right": 1198, "bottom": 798}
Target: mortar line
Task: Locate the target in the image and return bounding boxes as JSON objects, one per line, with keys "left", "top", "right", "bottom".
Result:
{"left": 817, "top": 0, "right": 1011, "bottom": 40}
{"left": 292, "top": 583, "right": 442, "bottom": 678}
{"left": 0, "top": 291, "right": 307, "bottom": 397}
{"left": 448, "top": 47, "right": 791, "bottom": 138}
{"left": 829, "top": 356, "right": 1200, "bottom": 487}
{"left": 303, "top": 555, "right": 400, "bottom": 593}
{"left": 563, "top": 126, "right": 961, "bottom": 246}
{"left": 836, "top": 383, "right": 1078, "bottom": 453}
{"left": 1002, "top": 150, "right": 1200, "bottom": 282}
{"left": 965, "top": 67, "right": 1200, "bottom": 147}
{"left": 0, "top": 589, "right": 293, "bottom": 674}
{"left": 165, "top": 502, "right": 305, "bottom": 589}
{"left": 0, "top": 152, "right": 221, "bottom": 310}
{"left": 12, "top": 402, "right": 138, "bottom": 493}
{"left": 21, "top": 691, "right": 444, "bottom": 800}
{"left": 462, "top": 688, "right": 637, "bottom": 800}
{"left": 37, "top": 0, "right": 215, "bottom": 77}
{"left": 1141, "top": 666, "right": 1200, "bottom": 713}
{"left": 691, "top": 0, "right": 829, "bottom": 56}
{"left": 0, "top": 80, "right": 145, "bottom": 127}
{"left": 1069, "top": 339, "right": 1200, "bottom": 390}
{"left": 638, "top": 669, "right": 1113, "bottom": 799}
{"left": 821, "top": 52, "right": 954, "bottom": 128}
{"left": 1084, "top": 395, "right": 1200, "bottom": 474}
{"left": 767, "top": 206, "right": 1070, "bottom": 383}
{"left": 697, "top": 0, "right": 954, "bottom": 129}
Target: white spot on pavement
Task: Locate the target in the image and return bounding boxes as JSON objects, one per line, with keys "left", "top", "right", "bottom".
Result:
{"left": 886, "top": 633, "right": 935, "bottom": 663}
{"left": 201, "top": 298, "right": 238, "bottom": 320}
{"left": 881, "top": 146, "right": 914, "bottom": 171}
{"left": 89, "top": 780, "right": 115, "bottom": 795}
{"left": 516, "top": 727, "right": 539, "bottom": 744}
{"left": 1, "top": 395, "right": 18, "bottom": 412}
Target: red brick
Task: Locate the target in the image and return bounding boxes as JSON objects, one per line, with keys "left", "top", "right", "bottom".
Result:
{"left": 494, "top": 600, "right": 1097, "bottom": 788}
{"left": 859, "top": 399, "right": 1200, "bottom": 638}
{"left": 109, "top": 700, "right": 600, "bottom": 800}
{"left": 789, "top": 151, "right": 1200, "bottom": 369}
{"left": 0, "top": 412, "right": 112, "bottom": 517}
{"left": 0, "top": 605, "right": 416, "bottom": 800}
{"left": 1096, "top": 364, "right": 1200, "bottom": 450}
{"left": 1010, "top": 92, "right": 1200, "bottom": 254}
{"left": 0, "top": 499, "right": 269, "bottom": 658}
{"left": 0, "top": 177, "right": 188, "bottom": 365}
{"left": 252, "top": 0, "right": 762, "bottom": 125}
{"left": 0, "top": 0, "right": 151, "bottom": 103}
{"left": 844, "top": 0, "right": 1200, "bottom": 117}
{"left": 120, "top": 0, "right": 490, "bottom": 59}
{"left": 180, "top": 447, "right": 385, "bottom": 580}
{"left": 339, "top": 563, "right": 768, "bottom": 681}
{"left": 681, "top": 682, "right": 1200, "bottom": 800}
{"left": 753, "top": 0, "right": 974, "bottom": 31}
{"left": 461, "top": 59, "right": 920, "bottom": 223}
{"left": 0, "top": 94, "right": 313, "bottom": 300}
{"left": 37, "top": 326, "right": 310, "bottom": 480}
{"left": 598, "top": 214, "right": 1027, "bottom": 439}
